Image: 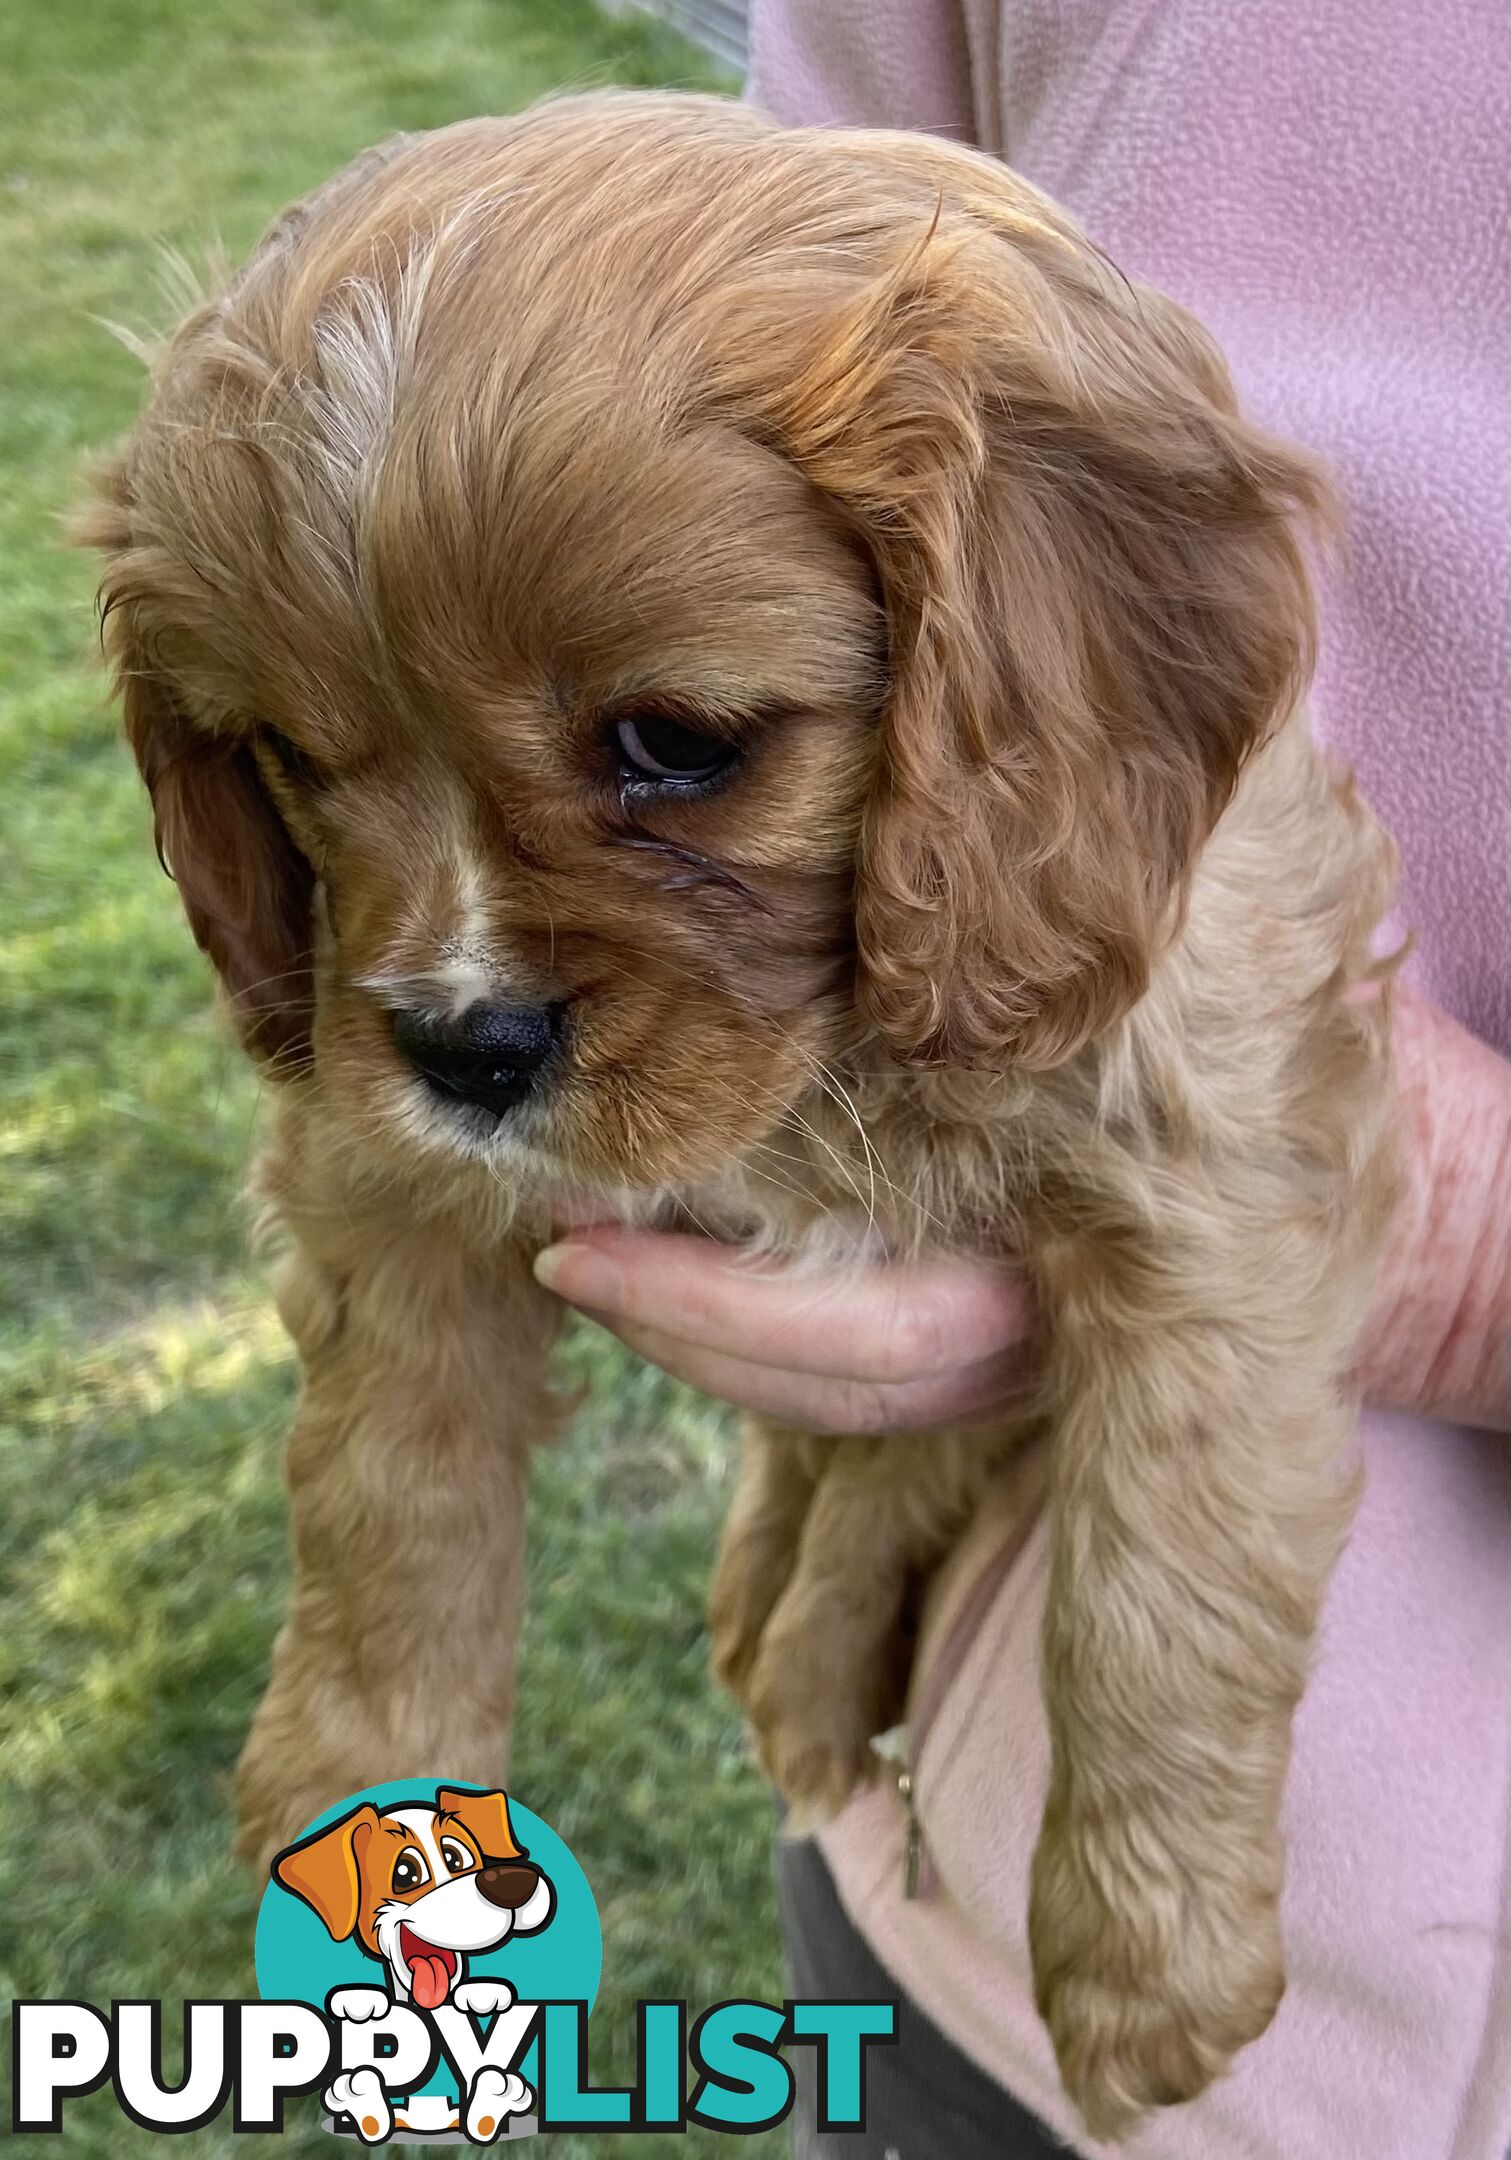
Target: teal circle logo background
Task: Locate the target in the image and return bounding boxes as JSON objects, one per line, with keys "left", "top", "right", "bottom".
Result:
{"left": 254, "top": 1779, "right": 600, "bottom": 2096}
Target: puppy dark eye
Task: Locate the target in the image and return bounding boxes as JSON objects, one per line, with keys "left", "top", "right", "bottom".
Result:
{"left": 613, "top": 712, "right": 736, "bottom": 787}
{"left": 391, "top": 1849, "right": 428, "bottom": 1894}
{"left": 260, "top": 727, "right": 325, "bottom": 791}
{"left": 440, "top": 1839, "right": 473, "bottom": 1875}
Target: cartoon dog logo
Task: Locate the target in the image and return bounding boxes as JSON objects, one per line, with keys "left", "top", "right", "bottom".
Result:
{"left": 272, "top": 1786, "right": 555, "bottom": 2142}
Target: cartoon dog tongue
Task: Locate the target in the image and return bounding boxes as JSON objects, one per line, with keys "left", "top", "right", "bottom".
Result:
{"left": 411, "top": 1955, "right": 451, "bottom": 2010}
{"left": 401, "top": 1928, "right": 456, "bottom": 2009}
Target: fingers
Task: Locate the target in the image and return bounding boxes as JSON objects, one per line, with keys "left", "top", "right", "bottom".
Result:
{"left": 532, "top": 1228, "right": 1032, "bottom": 1384}
{"left": 532, "top": 1226, "right": 1036, "bottom": 1435}
{"left": 599, "top": 1318, "right": 1029, "bottom": 1434}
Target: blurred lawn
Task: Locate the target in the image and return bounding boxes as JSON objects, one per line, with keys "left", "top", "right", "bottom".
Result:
{"left": 0, "top": 5, "right": 789, "bottom": 2156}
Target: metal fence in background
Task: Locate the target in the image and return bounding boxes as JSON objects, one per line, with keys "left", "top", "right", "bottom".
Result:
{"left": 602, "top": 0, "right": 750, "bottom": 74}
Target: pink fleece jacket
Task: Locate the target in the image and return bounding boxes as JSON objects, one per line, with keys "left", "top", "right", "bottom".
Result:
{"left": 748, "top": 4, "right": 1511, "bottom": 2154}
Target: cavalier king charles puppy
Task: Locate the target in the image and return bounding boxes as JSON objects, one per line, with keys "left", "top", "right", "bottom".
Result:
{"left": 81, "top": 93, "right": 1399, "bottom": 2134}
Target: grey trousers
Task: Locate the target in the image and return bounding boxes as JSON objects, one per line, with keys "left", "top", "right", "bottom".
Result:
{"left": 776, "top": 1833, "right": 1070, "bottom": 2159}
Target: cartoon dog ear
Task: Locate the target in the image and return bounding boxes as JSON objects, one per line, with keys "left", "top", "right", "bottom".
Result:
{"left": 735, "top": 159, "right": 1327, "bottom": 1069}
{"left": 271, "top": 1804, "right": 381, "bottom": 1942}
{"left": 435, "top": 1787, "right": 525, "bottom": 1863}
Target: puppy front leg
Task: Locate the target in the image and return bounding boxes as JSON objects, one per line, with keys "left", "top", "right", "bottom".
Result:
{"left": 235, "top": 1215, "right": 565, "bottom": 1868}
{"left": 739, "top": 1428, "right": 1021, "bottom": 1822}
{"left": 1028, "top": 1205, "right": 1374, "bottom": 2136}
{"left": 707, "top": 1420, "right": 823, "bottom": 1700}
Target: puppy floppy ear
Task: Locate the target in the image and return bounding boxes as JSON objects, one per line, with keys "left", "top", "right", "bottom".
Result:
{"left": 98, "top": 593, "right": 316, "bottom": 1073}
{"left": 751, "top": 183, "right": 1328, "bottom": 1068}
{"left": 271, "top": 1804, "right": 381, "bottom": 1941}
{"left": 435, "top": 1787, "right": 526, "bottom": 1864}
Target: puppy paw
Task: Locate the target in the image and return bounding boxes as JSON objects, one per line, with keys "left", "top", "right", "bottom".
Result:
{"left": 453, "top": 1978, "right": 516, "bottom": 2018}
{"left": 465, "top": 2066, "right": 534, "bottom": 2143}
{"left": 324, "top": 2068, "right": 392, "bottom": 2144}
{"left": 1030, "top": 1823, "right": 1284, "bottom": 2139}
{"left": 327, "top": 1986, "right": 393, "bottom": 2024}
{"left": 743, "top": 1628, "right": 889, "bottom": 1824}
{"left": 1038, "top": 1969, "right": 1279, "bottom": 2140}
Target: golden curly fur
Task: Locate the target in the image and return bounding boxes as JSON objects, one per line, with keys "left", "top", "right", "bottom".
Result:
{"left": 80, "top": 93, "right": 1399, "bottom": 2135}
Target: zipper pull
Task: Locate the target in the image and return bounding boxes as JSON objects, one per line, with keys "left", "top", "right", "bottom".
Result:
{"left": 899, "top": 1769, "right": 921, "bottom": 1900}
{"left": 871, "top": 1724, "right": 923, "bottom": 1901}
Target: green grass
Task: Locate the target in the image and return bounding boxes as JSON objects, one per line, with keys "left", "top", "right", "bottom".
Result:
{"left": 0, "top": 6, "right": 785, "bottom": 2155}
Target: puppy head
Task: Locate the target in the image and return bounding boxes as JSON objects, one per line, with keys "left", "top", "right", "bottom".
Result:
{"left": 83, "top": 95, "right": 1324, "bottom": 1191}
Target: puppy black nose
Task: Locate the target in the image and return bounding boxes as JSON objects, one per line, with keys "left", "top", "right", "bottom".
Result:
{"left": 393, "top": 1002, "right": 564, "bottom": 1118}
{"left": 476, "top": 1861, "right": 542, "bottom": 1910}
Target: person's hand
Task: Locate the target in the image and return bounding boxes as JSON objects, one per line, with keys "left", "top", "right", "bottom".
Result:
{"left": 1354, "top": 984, "right": 1510, "bottom": 1430}
{"left": 534, "top": 986, "right": 1508, "bottom": 1437}
{"left": 532, "top": 1233, "right": 1034, "bottom": 1435}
